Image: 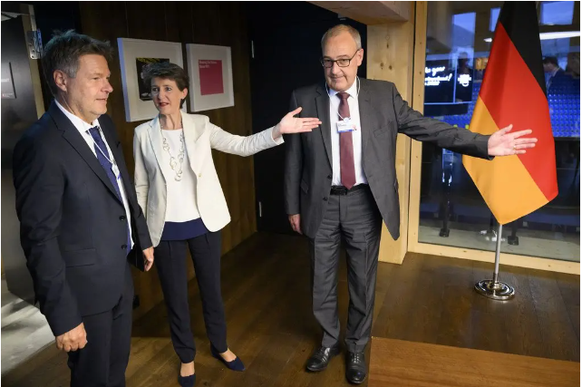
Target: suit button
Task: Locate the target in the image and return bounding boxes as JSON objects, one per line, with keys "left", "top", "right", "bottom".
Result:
{"left": 121, "top": 244, "right": 127, "bottom": 250}
{"left": 323, "top": 197, "right": 328, "bottom": 201}
{"left": 119, "top": 215, "right": 126, "bottom": 221}
{"left": 198, "top": 173, "right": 202, "bottom": 178}
{"left": 327, "top": 175, "right": 332, "bottom": 179}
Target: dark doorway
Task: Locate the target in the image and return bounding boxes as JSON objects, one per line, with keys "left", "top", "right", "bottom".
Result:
{"left": 1, "top": 7, "right": 43, "bottom": 303}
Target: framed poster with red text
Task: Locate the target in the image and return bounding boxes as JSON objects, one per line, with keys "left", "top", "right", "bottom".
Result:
{"left": 186, "top": 44, "right": 234, "bottom": 112}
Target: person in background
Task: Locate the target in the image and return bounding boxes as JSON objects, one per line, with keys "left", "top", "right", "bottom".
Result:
{"left": 543, "top": 56, "right": 571, "bottom": 91}
{"left": 565, "top": 52, "right": 580, "bottom": 79}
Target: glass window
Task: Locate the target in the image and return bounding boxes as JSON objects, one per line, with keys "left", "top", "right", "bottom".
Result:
{"left": 453, "top": 12, "right": 476, "bottom": 34}
{"left": 541, "top": 1, "right": 575, "bottom": 25}
{"left": 453, "top": 12, "right": 476, "bottom": 48}
{"left": 420, "top": 2, "right": 580, "bottom": 262}
{"left": 490, "top": 8, "right": 500, "bottom": 32}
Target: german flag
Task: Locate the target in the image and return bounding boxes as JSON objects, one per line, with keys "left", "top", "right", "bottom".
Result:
{"left": 462, "top": 1, "right": 558, "bottom": 225}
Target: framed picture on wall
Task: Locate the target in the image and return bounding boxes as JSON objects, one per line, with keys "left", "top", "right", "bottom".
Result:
{"left": 117, "top": 38, "right": 184, "bottom": 122}
{"left": 186, "top": 44, "right": 234, "bottom": 112}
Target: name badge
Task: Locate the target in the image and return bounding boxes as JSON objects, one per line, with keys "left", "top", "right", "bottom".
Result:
{"left": 337, "top": 117, "right": 357, "bottom": 133}
{"left": 111, "top": 164, "right": 121, "bottom": 180}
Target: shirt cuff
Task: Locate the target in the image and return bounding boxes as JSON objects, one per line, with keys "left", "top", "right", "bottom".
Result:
{"left": 269, "top": 126, "right": 285, "bottom": 145}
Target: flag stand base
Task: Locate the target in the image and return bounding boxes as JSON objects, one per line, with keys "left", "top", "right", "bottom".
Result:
{"left": 474, "top": 223, "right": 515, "bottom": 301}
{"left": 475, "top": 279, "right": 515, "bottom": 300}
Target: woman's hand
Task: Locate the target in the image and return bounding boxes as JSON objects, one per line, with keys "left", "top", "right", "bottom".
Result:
{"left": 272, "top": 107, "right": 322, "bottom": 139}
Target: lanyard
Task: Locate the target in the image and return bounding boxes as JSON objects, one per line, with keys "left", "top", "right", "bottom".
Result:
{"left": 88, "top": 129, "right": 121, "bottom": 180}
{"left": 326, "top": 77, "right": 361, "bottom": 121}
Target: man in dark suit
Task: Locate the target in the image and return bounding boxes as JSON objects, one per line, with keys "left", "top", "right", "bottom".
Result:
{"left": 284, "top": 24, "right": 537, "bottom": 385}
{"left": 13, "top": 31, "right": 154, "bottom": 387}
{"left": 543, "top": 56, "right": 572, "bottom": 93}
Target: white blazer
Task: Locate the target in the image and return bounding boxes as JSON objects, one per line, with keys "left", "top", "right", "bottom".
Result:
{"left": 134, "top": 111, "right": 283, "bottom": 247}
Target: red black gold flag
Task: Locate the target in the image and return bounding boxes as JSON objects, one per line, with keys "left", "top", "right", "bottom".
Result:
{"left": 463, "top": 1, "right": 558, "bottom": 225}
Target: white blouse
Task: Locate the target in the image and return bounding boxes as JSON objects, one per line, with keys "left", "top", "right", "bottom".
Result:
{"left": 159, "top": 129, "right": 201, "bottom": 222}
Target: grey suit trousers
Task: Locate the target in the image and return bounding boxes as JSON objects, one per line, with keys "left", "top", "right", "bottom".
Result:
{"left": 309, "top": 185, "right": 382, "bottom": 353}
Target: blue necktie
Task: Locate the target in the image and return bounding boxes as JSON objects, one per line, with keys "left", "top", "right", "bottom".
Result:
{"left": 88, "top": 126, "right": 131, "bottom": 255}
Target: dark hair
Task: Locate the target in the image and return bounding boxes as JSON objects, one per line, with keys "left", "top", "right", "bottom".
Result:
{"left": 543, "top": 56, "right": 559, "bottom": 66}
{"left": 41, "top": 30, "right": 113, "bottom": 96}
{"left": 142, "top": 62, "right": 189, "bottom": 92}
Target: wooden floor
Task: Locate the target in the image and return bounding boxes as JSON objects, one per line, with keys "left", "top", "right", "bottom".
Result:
{"left": 3, "top": 232, "right": 580, "bottom": 387}
{"left": 369, "top": 337, "right": 579, "bottom": 387}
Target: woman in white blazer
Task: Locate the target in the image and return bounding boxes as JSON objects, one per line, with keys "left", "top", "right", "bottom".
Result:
{"left": 133, "top": 62, "right": 320, "bottom": 387}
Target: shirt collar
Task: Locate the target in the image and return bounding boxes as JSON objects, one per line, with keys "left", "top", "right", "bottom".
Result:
{"left": 327, "top": 78, "right": 359, "bottom": 99}
{"left": 55, "top": 99, "right": 100, "bottom": 134}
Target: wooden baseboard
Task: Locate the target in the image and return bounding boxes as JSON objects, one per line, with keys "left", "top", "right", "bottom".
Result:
{"left": 409, "top": 241, "right": 580, "bottom": 275}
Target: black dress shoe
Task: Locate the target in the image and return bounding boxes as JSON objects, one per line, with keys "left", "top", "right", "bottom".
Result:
{"left": 346, "top": 352, "right": 367, "bottom": 384}
{"left": 305, "top": 345, "right": 341, "bottom": 372}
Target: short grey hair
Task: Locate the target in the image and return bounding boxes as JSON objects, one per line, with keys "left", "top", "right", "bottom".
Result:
{"left": 42, "top": 30, "right": 113, "bottom": 96}
{"left": 321, "top": 24, "right": 362, "bottom": 52}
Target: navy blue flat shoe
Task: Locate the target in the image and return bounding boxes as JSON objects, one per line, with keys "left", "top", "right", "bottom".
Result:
{"left": 210, "top": 346, "right": 245, "bottom": 371}
{"left": 178, "top": 373, "right": 195, "bottom": 387}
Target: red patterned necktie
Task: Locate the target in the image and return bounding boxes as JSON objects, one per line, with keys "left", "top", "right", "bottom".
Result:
{"left": 337, "top": 92, "right": 356, "bottom": 190}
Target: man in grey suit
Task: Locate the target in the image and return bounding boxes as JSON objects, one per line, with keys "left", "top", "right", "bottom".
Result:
{"left": 284, "top": 24, "right": 537, "bottom": 385}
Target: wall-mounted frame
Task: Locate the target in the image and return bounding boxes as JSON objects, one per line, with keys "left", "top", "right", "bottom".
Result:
{"left": 186, "top": 44, "right": 234, "bottom": 112}
{"left": 117, "top": 38, "right": 184, "bottom": 122}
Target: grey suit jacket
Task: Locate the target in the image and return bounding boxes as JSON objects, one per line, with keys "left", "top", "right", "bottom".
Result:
{"left": 284, "top": 78, "right": 490, "bottom": 240}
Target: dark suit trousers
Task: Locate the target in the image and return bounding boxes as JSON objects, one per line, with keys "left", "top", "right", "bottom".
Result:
{"left": 67, "top": 265, "right": 134, "bottom": 387}
{"left": 154, "top": 231, "right": 227, "bottom": 363}
{"left": 309, "top": 185, "right": 382, "bottom": 353}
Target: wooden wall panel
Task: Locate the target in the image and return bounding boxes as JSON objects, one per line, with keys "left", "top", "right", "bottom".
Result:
{"left": 366, "top": 3, "right": 416, "bottom": 265}
{"left": 78, "top": 2, "right": 256, "bottom": 319}
{"left": 311, "top": 1, "right": 411, "bottom": 24}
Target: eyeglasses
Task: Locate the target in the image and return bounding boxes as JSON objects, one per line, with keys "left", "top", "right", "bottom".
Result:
{"left": 320, "top": 50, "right": 361, "bottom": 68}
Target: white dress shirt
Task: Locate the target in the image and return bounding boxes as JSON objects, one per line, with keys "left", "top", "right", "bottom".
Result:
{"left": 328, "top": 78, "right": 368, "bottom": 187}
{"left": 55, "top": 100, "right": 134, "bottom": 248}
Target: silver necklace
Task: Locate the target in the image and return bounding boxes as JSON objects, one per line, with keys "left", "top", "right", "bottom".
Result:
{"left": 160, "top": 117, "right": 185, "bottom": 182}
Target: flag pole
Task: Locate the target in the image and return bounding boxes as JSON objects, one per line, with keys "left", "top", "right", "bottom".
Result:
{"left": 474, "top": 222, "right": 515, "bottom": 301}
